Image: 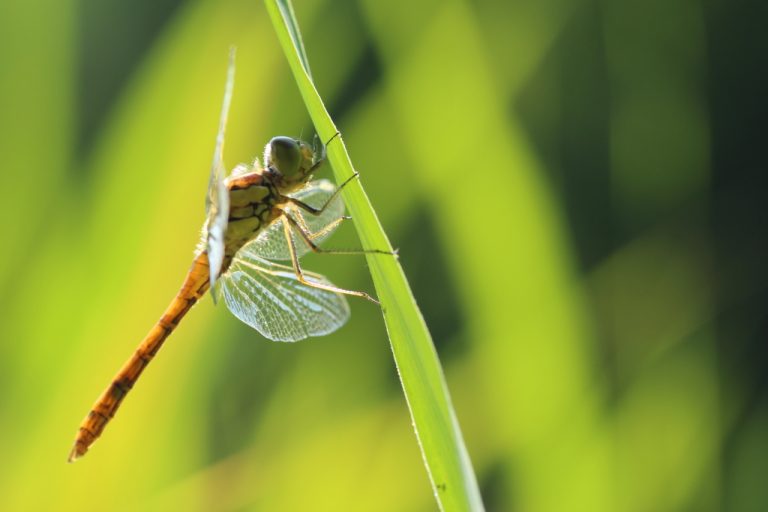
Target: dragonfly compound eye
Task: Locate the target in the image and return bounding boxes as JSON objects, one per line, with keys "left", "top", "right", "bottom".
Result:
{"left": 265, "top": 136, "right": 302, "bottom": 178}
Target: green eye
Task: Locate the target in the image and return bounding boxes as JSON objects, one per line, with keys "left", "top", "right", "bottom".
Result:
{"left": 266, "top": 136, "right": 302, "bottom": 177}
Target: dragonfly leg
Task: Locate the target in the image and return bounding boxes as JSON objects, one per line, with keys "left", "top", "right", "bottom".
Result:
{"left": 306, "top": 215, "right": 347, "bottom": 241}
{"left": 310, "top": 131, "right": 341, "bottom": 171}
{"left": 287, "top": 207, "right": 348, "bottom": 243}
{"left": 282, "top": 211, "right": 395, "bottom": 256}
{"left": 324, "top": 131, "right": 341, "bottom": 147}
{"left": 281, "top": 216, "right": 379, "bottom": 304}
{"left": 288, "top": 172, "right": 360, "bottom": 216}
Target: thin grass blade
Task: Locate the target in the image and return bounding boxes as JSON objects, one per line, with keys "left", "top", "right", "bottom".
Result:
{"left": 265, "top": 1, "right": 485, "bottom": 510}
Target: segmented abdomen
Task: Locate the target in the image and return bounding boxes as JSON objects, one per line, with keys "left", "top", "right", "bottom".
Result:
{"left": 68, "top": 252, "right": 211, "bottom": 462}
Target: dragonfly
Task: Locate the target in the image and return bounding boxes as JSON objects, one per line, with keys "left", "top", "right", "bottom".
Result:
{"left": 68, "top": 49, "right": 390, "bottom": 462}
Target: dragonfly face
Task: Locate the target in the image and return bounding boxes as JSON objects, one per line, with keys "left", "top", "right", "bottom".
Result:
{"left": 264, "top": 136, "right": 317, "bottom": 191}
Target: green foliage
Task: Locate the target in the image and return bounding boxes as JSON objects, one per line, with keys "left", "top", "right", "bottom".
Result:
{"left": 1, "top": 0, "right": 766, "bottom": 511}
{"left": 266, "top": 1, "right": 484, "bottom": 510}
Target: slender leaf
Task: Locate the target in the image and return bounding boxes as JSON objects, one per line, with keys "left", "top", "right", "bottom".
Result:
{"left": 265, "top": 1, "right": 485, "bottom": 510}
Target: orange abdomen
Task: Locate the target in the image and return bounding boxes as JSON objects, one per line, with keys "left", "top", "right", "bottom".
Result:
{"left": 68, "top": 252, "right": 212, "bottom": 462}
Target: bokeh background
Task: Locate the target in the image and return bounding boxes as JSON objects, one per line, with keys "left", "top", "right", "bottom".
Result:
{"left": 1, "top": 0, "right": 766, "bottom": 510}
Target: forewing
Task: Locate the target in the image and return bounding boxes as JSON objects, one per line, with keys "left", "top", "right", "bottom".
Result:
{"left": 219, "top": 248, "right": 350, "bottom": 341}
{"left": 205, "top": 179, "right": 228, "bottom": 294}
{"left": 250, "top": 179, "right": 345, "bottom": 260}
{"left": 206, "top": 48, "right": 236, "bottom": 291}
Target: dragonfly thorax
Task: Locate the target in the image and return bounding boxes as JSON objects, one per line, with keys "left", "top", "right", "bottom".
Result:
{"left": 221, "top": 176, "right": 280, "bottom": 259}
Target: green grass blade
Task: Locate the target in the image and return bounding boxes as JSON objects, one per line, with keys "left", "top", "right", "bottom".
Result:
{"left": 265, "top": 1, "right": 484, "bottom": 510}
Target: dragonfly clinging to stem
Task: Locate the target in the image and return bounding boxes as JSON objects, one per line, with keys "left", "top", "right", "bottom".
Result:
{"left": 68, "top": 48, "right": 393, "bottom": 462}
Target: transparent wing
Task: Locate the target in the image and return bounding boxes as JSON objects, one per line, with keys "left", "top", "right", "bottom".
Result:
{"left": 206, "top": 47, "right": 236, "bottom": 291}
{"left": 219, "top": 249, "right": 350, "bottom": 342}
{"left": 250, "top": 179, "right": 345, "bottom": 260}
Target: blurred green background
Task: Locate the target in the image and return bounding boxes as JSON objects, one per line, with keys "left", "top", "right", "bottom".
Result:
{"left": 1, "top": 0, "right": 766, "bottom": 510}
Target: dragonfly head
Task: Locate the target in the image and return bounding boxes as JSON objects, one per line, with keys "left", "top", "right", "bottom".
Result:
{"left": 264, "top": 136, "right": 315, "bottom": 188}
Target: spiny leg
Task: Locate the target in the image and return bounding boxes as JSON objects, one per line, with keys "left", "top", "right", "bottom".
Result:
{"left": 287, "top": 206, "right": 348, "bottom": 243}
{"left": 282, "top": 211, "right": 395, "bottom": 257}
{"left": 323, "top": 131, "right": 341, "bottom": 148}
{"left": 280, "top": 215, "right": 379, "bottom": 304}
{"left": 288, "top": 172, "right": 360, "bottom": 215}
{"left": 306, "top": 214, "right": 348, "bottom": 241}
{"left": 308, "top": 131, "right": 341, "bottom": 173}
